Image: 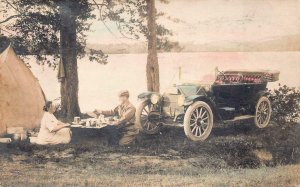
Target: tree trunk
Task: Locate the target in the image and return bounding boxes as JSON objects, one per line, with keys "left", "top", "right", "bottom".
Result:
{"left": 146, "top": 0, "right": 160, "bottom": 92}
{"left": 59, "top": 1, "right": 81, "bottom": 120}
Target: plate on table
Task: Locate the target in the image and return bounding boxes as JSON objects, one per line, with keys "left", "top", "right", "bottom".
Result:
{"left": 71, "top": 124, "right": 83, "bottom": 128}
{"left": 85, "top": 124, "right": 108, "bottom": 129}
{"left": 85, "top": 126, "right": 97, "bottom": 128}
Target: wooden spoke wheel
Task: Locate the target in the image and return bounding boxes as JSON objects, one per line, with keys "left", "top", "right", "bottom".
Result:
{"left": 136, "top": 100, "right": 161, "bottom": 134}
{"left": 255, "top": 96, "right": 272, "bottom": 128}
{"left": 184, "top": 101, "right": 213, "bottom": 141}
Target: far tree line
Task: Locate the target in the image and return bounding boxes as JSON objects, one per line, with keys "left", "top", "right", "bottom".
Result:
{"left": 0, "top": 0, "right": 179, "bottom": 120}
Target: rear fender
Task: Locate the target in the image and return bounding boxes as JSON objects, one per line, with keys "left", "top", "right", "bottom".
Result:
{"left": 257, "top": 90, "right": 270, "bottom": 98}
{"left": 255, "top": 90, "right": 271, "bottom": 102}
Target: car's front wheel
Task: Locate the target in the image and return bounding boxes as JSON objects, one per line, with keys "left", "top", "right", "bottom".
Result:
{"left": 136, "top": 100, "right": 161, "bottom": 134}
{"left": 184, "top": 101, "right": 214, "bottom": 141}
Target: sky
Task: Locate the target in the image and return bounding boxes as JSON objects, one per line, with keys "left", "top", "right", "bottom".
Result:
{"left": 1, "top": 0, "right": 300, "bottom": 45}
{"left": 86, "top": 0, "right": 300, "bottom": 44}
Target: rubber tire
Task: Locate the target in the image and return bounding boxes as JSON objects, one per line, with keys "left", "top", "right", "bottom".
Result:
{"left": 184, "top": 101, "right": 214, "bottom": 141}
{"left": 136, "top": 100, "right": 160, "bottom": 134}
{"left": 255, "top": 96, "right": 272, "bottom": 128}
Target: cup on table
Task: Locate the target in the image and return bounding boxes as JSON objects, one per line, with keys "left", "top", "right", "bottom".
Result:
{"left": 74, "top": 117, "right": 80, "bottom": 124}
{"left": 86, "top": 119, "right": 91, "bottom": 127}
{"left": 20, "top": 132, "right": 27, "bottom": 141}
{"left": 13, "top": 133, "right": 21, "bottom": 141}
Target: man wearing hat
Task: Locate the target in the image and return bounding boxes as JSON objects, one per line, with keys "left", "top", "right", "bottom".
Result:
{"left": 93, "top": 90, "right": 139, "bottom": 146}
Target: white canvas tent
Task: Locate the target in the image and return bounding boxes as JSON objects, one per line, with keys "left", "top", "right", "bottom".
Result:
{"left": 0, "top": 45, "right": 45, "bottom": 135}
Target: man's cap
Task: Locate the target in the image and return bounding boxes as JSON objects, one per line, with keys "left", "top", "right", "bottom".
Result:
{"left": 119, "top": 90, "right": 129, "bottom": 97}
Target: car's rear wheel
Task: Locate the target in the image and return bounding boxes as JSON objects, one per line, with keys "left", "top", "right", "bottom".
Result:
{"left": 136, "top": 100, "right": 161, "bottom": 134}
{"left": 184, "top": 101, "right": 213, "bottom": 141}
{"left": 255, "top": 96, "right": 272, "bottom": 128}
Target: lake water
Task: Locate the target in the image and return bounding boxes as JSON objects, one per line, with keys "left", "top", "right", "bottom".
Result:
{"left": 28, "top": 52, "right": 300, "bottom": 112}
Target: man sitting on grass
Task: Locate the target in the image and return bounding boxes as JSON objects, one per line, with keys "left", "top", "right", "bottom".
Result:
{"left": 92, "top": 90, "right": 139, "bottom": 146}
{"left": 30, "top": 101, "right": 71, "bottom": 145}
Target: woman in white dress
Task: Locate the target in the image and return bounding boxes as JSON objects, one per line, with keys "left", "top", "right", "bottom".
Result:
{"left": 30, "top": 101, "right": 71, "bottom": 145}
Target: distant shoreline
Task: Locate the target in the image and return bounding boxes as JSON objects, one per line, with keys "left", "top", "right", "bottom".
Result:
{"left": 87, "top": 34, "right": 300, "bottom": 54}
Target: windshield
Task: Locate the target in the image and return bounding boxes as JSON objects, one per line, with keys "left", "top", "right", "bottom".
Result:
{"left": 178, "top": 85, "right": 200, "bottom": 96}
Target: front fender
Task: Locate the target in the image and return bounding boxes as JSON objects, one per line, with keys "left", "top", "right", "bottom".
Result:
{"left": 184, "top": 95, "right": 207, "bottom": 106}
{"left": 184, "top": 95, "right": 219, "bottom": 118}
{"left": 138, "top": 92, "right": 159, "bottom": 100}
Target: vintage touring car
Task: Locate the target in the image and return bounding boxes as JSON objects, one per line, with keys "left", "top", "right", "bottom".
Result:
{"left": 136, "top": 70, "right": 280, "bottom": 141}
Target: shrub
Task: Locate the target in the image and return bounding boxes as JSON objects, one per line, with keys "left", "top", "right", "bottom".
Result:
{"left": 270, "top": 84, "right": 300, "bottom": 124}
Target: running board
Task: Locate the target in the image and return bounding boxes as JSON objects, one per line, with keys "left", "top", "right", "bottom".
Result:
{"left": 224, "top": 115, "right": 255, "bottom": 123}
{"left": 162, "top": 115, "right": 255, "bottom": 126}
{"left": 163, "top": 123, "right": 183, "bottom": 127}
